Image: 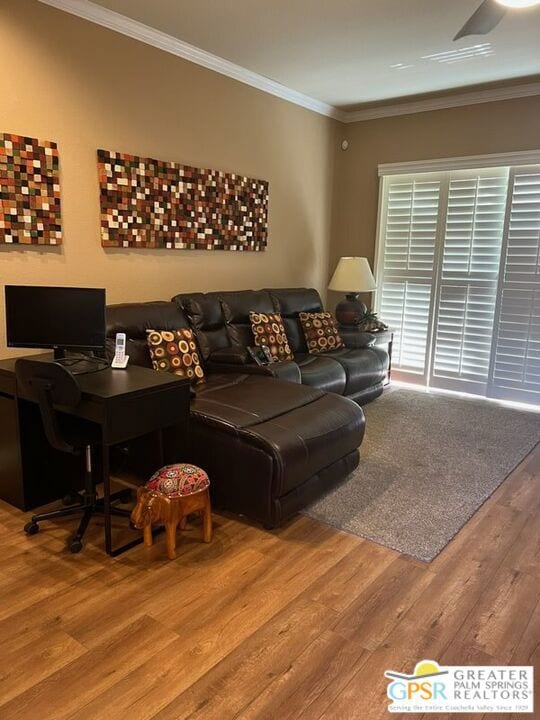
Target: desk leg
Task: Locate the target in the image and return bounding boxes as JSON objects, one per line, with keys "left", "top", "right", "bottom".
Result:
{"left": 387, "top": 337, "right": 393, "bottom": 385}
{"left": 100, "top": 429, "right": 172, "bottom": 558}
{"left": 101, "top": 435, "right": 151, "bottom": 558}
{"left": 102, "top": 436, "right": 112, "bottom": 556}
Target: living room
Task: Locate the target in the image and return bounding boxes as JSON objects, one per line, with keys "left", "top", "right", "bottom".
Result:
{"left": 0, "top": 0, "right": 539, "bottom": 718}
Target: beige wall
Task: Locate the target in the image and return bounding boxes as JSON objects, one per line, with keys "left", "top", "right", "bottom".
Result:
{"left": 2, "top": 0, "right": 540, "bottom": 357}
{"left": 330, "top": 95, "right": 540, "bottom": 309}
{"left": 0, "top": 0, "right": 338, "bottom": 357}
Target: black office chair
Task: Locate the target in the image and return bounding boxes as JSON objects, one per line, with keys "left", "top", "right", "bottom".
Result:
{"left": 16, "top": 359, "right": 131, "bottom": 553}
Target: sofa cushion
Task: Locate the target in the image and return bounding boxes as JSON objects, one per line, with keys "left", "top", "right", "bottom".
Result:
{"left": 252, "top": 393, "right": 364, "bottom": 495}
{"left": 146, "top": 328, "right": 205, "bottom": 384}
{"left": 250, "top": 311, "right": 294, "bottom": 362}
{"left": 325, "top": 346, "right": 388, "bottom": 395}
{"left": 294, "top": 354, "right": 347, "bottom": 395}
{"left": 106, "top": 301, "right": 189, "bottom": 368}
{"left": 268, "top": 288, "right": 324, "bottom": 354}
{"left": 299, "top": 311, "right": 344, "bottom": 354}
{"left": 208, "top": 347, "right": 250, "bottom": 365}
{"left": 191, "top": 374, "right": 324, "bottom": 428}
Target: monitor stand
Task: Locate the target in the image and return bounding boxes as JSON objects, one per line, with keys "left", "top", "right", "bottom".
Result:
{"left": 53, "top": 349, "right": 109, "bottom": 375}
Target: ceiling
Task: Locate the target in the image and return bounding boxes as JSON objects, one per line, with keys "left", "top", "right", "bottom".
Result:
{"left": 78, "top": 0, "right": 540, "bottom": 110}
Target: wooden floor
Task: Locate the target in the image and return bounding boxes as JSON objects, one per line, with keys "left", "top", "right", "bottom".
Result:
{"left": 0, "top": 445, "right": 538, "bottom": 720}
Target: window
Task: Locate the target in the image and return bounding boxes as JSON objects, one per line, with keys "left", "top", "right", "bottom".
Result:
{"left": 378, "top": 175, "right": 439, "bottom": 376}
{"left": 375, "top": 153, "right": 540, "bottom": 406}
{"left": 490, "top": 167, "right": 540, "bottom": 405}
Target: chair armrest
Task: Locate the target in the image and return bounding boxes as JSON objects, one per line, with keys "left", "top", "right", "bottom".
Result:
{"left": 208, "top": 347, "right": 250, "bottom": 365}
{"left": 339, "top": 328, "right": 377, "bottom": 349}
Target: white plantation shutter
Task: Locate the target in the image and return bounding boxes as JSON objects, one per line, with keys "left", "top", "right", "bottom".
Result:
{"left": 489, "top": 166, "right": 540, "bottom": 404}
{"left": 380, "top": 281, "right": 433, "bottom": 372}
{"left": 377, "top": 161, "right": 540, "bottom": 405}
{"left": 377, "top": 176, "right": 440, "bottom": 376}
{"left": 431, "top": 169, "right": 509, "bottom": 394}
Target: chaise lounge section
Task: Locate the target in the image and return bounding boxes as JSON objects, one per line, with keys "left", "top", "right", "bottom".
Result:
{"left": 189, "top": 374, "right": 362, "bottom": 526}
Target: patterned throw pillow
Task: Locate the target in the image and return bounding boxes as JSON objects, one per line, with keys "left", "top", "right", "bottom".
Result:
{"left": 249, "top": 311, "right": 294, "bottom": 362}
{"left": 146, "top": 328, "right": 205, "bottom": 384}
{"left": 299, "top": 311, "right": 344, "bottom": 354}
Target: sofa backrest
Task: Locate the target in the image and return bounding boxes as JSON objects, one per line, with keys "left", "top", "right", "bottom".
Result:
{"left": 220, "top": 290, "right": 278, "bottom": 348}
{"left": 108, "top": 288, "right": 326, "bottom": 368}
{"left": 106, "top": 301, "right": 189, "bottom": 367}
{"left": 173, "top": 292, "right": 229, "bottom": 361}
{"left": 173, "top": 289, "right": 279, "bottom": 359}
{"left": 173, "top": 287, "right": 325, "bottom": 357}
{"left": 268, "top": 288, "right": 324, "bottom": 354}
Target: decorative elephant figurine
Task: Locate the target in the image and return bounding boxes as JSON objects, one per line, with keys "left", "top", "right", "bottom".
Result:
{"left": 131, "top": 485, "right": 212, "bottom": 560}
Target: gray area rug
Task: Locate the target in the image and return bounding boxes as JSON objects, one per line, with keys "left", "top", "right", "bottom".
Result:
{"left": 304, "top": 387, "right": 540, "bottom": 562}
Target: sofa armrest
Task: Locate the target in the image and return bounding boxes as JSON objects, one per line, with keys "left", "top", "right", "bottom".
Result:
{"left": 265, "top": 360, "right": 302, "bottom": 383}
{"left": 338, "top": 328, "right": 377, "bottom": 349}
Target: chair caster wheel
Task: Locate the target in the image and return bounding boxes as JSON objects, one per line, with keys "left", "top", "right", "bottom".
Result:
{"left": 24, "top": 521, "right": 39, "bottom": 535}
{"left": 69, "top": 538, "right": 83, "bottom": 554}
{"left": 62, "top": 491, "right": 82, "bottom": 506}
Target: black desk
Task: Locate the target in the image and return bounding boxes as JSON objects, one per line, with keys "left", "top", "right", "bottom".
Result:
{"left": 0, "top": 354, "right": 191, "bottom": 555}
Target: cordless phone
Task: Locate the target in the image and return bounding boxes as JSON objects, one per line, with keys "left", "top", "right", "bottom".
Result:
{"left": 111, "top": 332, "right": 129, "bottom": 369}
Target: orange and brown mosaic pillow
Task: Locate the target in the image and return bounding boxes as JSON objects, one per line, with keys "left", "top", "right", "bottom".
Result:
{"left": 249, "top": 311, "right": 294, "bottom": 362}
{"left": 146, "top": 329, "right": 205, "bottom": 384}
{"left": 299, "top": 311, "right": 344, "bottom": 354}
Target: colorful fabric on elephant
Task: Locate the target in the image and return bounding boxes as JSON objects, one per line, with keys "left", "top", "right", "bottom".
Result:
{"left": 146, "top": 463, "right": 209, "bottom": 497}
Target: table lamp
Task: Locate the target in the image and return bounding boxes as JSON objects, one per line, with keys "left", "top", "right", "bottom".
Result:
{"left": 328, "top": 256, "right": 377, "bottom": 326}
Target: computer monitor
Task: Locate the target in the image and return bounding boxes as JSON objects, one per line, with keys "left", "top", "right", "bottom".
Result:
{"left": 5, "top": 285, "right": 106, "bottom": 359}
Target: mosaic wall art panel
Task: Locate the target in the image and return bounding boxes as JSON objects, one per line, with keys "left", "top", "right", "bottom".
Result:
{"left": 98, "top": 149, "right": 268, "bottom": 251}
{"left": 0, "top": 133, "right": 62, "bottom": 246}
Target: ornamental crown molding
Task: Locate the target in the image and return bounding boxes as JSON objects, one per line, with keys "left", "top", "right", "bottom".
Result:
{"left": 344, "top": 82, "right": 540, "bottom": 123}
{"left": 38, "top": 0, "right": 540, "bottom": 125}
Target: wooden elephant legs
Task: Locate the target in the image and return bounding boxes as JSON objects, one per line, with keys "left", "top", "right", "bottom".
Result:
{"left": 143, "top": 488, "right": 212, "bottom": 560}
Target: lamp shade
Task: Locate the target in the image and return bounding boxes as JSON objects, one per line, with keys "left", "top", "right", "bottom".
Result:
{"left": 328, "top": 257, "right": 377, "bottom": 293}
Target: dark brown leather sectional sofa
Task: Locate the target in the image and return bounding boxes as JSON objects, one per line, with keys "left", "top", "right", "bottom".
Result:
{"left": 106, "top": 288, "right": 389, "bottom": 527}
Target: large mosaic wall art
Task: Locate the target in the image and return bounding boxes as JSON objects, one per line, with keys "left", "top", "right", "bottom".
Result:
{"left": 98, "top": 149, "right": 268, "bottom": 251}
{"left": 0, "top": 133, "right": 62, "bottom": 246}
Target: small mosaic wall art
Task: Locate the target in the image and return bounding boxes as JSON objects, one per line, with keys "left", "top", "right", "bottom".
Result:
{"left": 97, "top": 149, "right": 268, "bottom": 251}
{"left": 0, "top": 133, "right": 62, "bottom": 246}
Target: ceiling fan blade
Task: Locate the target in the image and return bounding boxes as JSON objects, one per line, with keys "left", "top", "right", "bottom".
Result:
{"left": 454, "top": 0, "right": 507, "bottom": 40}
